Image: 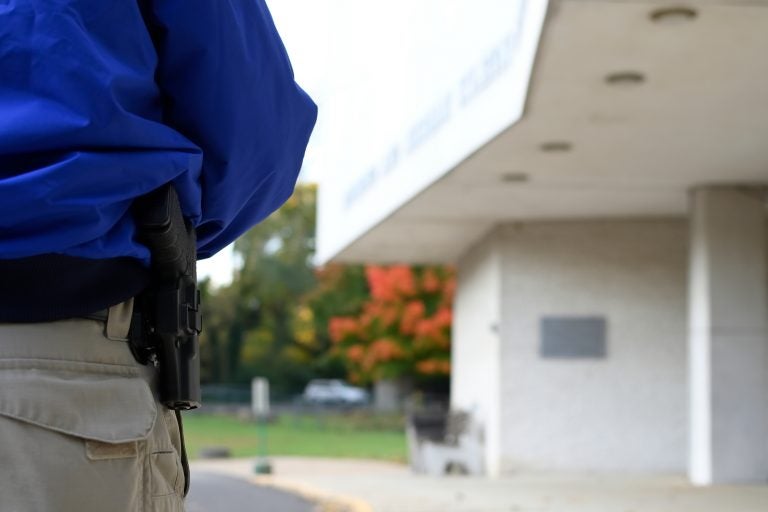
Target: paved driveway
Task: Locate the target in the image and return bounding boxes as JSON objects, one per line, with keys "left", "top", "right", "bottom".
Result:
{"left": 186, "top": 471, "right": 314, "bottom": 512}
{"left": 193, "top": 457, "right": 768, "bottom": 512}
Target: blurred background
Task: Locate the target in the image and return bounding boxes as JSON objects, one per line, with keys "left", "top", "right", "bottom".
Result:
{"left": 190, "top": 1, "right": 768, "bottom": 511}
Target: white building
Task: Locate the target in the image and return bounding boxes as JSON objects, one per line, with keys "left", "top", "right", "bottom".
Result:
{"left": 316, "top": 0, "right": 768, "bottom": 485}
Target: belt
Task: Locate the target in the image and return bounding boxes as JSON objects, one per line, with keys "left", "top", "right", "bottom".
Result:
{"left": 0, "top": 254, "right": 150, "bottom": 323}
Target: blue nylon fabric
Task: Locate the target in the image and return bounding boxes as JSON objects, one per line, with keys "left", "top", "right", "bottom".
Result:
{"left": 0, "top": 0, "right": 317, "bottom": 263}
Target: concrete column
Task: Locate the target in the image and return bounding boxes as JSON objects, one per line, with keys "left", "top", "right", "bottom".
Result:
{"left": 452, "top": 234, "right": 503, "bottom": 476}
{"left": 688, "top": 187, "right": 768, "bottom": 485}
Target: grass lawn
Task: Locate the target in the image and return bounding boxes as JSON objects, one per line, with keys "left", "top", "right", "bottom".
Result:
{"left": 182, "top": 411, "right": 408, "bottom": 462}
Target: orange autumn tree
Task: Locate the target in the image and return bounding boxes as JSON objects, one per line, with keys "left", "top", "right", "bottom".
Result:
{"left": 328, "top": 265, "right": 455, "bottom": 385}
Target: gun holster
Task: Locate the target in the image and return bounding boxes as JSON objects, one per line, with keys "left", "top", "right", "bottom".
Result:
{"left": 131, "top": 184, "right": 202, "bottom": 411}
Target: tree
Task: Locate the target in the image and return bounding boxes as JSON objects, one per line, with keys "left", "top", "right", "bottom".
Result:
{"left": 199, "top": 184, "right": 323, "bottom": 398}
{"left": 298, "top": 263, "right": 369, "bottom": 377}
{"left": 199, "top": 184, "right": 456, "bottom": 400}
{"left": 328, "top": 265, "right": 456, "bottom": 388}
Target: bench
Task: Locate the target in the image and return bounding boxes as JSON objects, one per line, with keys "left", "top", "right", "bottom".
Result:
{"left": 406, "top": 409, "right": 484, "bottom": 475}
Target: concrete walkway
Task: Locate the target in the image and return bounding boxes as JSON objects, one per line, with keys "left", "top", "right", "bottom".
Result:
{"left": 190, "top": 457, "right": 768, "bottom": 512}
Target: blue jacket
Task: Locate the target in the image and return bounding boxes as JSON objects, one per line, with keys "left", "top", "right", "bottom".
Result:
{"left": 0, "top": 0, "right": 317, "bottom": 263}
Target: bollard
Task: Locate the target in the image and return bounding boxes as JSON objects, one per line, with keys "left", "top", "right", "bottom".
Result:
{"left": 251, "top": 377, "right": 272, "bottom": 474}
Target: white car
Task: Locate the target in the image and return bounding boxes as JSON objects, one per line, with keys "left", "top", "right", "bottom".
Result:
{"left": 303, "top": 379, "right": 369, "bottom": 406}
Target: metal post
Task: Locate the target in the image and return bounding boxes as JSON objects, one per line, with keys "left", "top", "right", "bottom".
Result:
{"left": 251, "top": 377, "right": 273, "bottom": 474}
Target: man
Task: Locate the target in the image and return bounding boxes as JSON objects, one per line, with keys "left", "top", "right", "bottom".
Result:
{"left": 0, "top": 0, "right": 317, "bottom": 510}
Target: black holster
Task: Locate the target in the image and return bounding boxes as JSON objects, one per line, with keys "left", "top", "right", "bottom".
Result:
{"left": 131, "top": 184, "right": 201, "bottom": 411}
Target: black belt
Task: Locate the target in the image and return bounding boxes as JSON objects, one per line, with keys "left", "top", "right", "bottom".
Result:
{"left": 0, "top": 254, "right": 150, "bottom": 323}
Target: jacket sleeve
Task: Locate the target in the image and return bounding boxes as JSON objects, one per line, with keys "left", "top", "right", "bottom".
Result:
{"left": 144, "top": 0, "right": 317, "bottom": 259}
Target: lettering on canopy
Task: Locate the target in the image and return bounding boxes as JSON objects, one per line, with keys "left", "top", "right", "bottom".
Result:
{"left": 343, "top": 30, "right": 523, "bottom": 209}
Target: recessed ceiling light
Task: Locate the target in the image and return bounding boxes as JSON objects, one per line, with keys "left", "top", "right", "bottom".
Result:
{"left": 500, "top": 172, "right": 529, "bottom": 183}
{"left": 540, "top": 141, "right": 572, "bottom": 153}
{"left": 649, "top": 7, "right": 697, "bottom": 24}
{"left": 605, "top": 71, "right": 645, "bottom": 87}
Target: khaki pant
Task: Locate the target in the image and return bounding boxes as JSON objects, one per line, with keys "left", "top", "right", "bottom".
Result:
{"left": 0, "top": 301, "right": 186, "bottom": 511}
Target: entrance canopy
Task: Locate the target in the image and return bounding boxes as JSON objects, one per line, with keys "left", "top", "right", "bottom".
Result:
{"left": 317, "top": 0, "right": 768, "bottom": 264}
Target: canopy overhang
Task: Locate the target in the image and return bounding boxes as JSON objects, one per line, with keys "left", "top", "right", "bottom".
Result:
{"left": 320, "top": 0, "right": 768, "bottom": 264}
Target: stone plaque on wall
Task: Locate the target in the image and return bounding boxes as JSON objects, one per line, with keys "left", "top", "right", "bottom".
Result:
{"left": 540, "top": 316, "right": 607, "bottom": 359}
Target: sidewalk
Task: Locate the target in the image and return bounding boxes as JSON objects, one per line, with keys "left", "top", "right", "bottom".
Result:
{"left": 190, "top": 457, "right": 768, "bottom": 512}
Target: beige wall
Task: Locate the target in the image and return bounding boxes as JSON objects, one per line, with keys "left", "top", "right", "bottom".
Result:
{"left": 496, "top": 219, "right": 688, "bottom": 473}
{"left": 453, "top": 219, "right": 692, "bottom": 474}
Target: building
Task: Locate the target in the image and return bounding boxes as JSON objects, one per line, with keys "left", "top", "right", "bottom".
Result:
{"left": 316, "top": 0, "right": 768, "bottom": 485}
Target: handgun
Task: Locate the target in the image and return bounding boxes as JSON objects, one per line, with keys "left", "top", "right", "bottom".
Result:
{"left": 133, "top": 184, "right": 201, "bottom": 410}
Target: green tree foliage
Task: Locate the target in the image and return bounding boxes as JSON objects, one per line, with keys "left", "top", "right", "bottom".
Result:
{"left": 198, "top": 278, "right": 240, "bottom": 383}
{"left": 233, "top": 184, "right": 317, "bottom": 395}
{"left": 200, "top": 184, "right": 327, "bottom": 398}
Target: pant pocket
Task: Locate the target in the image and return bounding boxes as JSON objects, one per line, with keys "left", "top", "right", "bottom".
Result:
{"left": 150, "top": 410, "right": 185, "bottom": 498}
{"left": 0, "top": 360, "right": 157, "bottom": 443}
{"left": 0, "top": 359, "right": 158, "bottom": 512}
